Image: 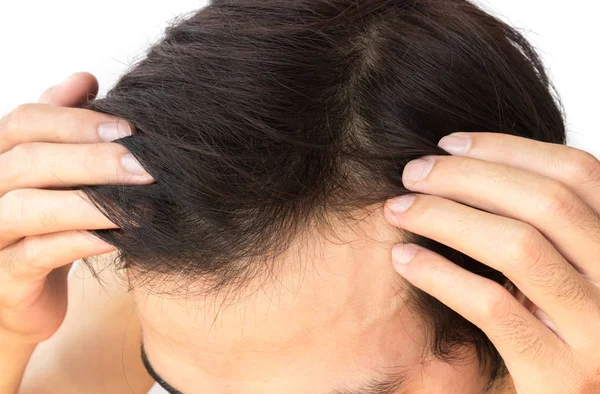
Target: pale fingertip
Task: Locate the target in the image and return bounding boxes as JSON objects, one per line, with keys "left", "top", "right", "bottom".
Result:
{"left": 86, "top": 233, "right": 118, "bottom": 251}
{"left": 121, "top": 152, "right": 155, "bottom": 182}
{"left": 534, "top": 308, "right": 558, "bottom": 333}
{"left": 98, "top": 121, "right": 133, "bottom": 142}
{"left": 392, "top": 243, "right": 418, "bottom": 267}
{"left": 383, "top": 205, "right": 402, "bottom": 227}
{"left": 38, "top": 85, "right": 57, "bottom": 104}
{"left": 582, "top": 273, "right": 600, "bottom": 288}
{"left": 67, "top": 259, "right": 81, "bottom": 281}
{"left": 387, "top": 195, "right": 416, "bottom": 214}
{"left": 42, "top": 74, "right": 80, "bottom": 101}
{"left": 403, "top": 158, "right": 435, "bottom": 185}
{"left": 438, "top": 132, "right": 472, "bottom": 156}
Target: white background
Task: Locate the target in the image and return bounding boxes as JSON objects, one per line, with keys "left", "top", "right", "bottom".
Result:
{"left": 0, "top": 1, "right": 598, "bottom": 155}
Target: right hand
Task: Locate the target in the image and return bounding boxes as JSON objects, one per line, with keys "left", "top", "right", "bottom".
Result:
{"left": 0, "top": 72, "right": 154, "bottom": 347}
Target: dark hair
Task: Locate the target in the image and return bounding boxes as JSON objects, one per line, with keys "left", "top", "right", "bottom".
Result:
{"left": 82, "top": 0, "right": 565, "bottom": 388}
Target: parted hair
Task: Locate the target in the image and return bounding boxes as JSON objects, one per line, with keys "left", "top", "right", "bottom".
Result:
{"left": 82, "top": 0, "right": 565, "bottom": 387}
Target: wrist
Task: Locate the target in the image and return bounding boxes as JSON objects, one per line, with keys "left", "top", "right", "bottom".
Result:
{"left": 1, "top": 340, "right": 37, "bottom": 353}
{"left": 0, "top": 342, "right": 37, "bottom": 394}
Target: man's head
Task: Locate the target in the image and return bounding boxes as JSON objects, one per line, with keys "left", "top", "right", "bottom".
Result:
{"left": 82, "top": 0, "right": 565, "bottom": 392}
{"left": 134, "top": 213, "right": 492, "bottom": 393}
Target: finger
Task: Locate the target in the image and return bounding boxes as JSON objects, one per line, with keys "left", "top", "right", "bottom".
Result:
{"left": 0, "top": 189, "right": 118, "bottom": 249}
{"left": 0, "top": 103, "right": 133, "bottom": 154}
{"left": 384, "top": 194, "right": 600, "bottom": 347}
{"left": 38, "top": 72, "right": 99, "bottom": 107}
{"left": 438, "top": 132, "right": 600, "bottom": 211}
{"left": 0, "top": 230, "right": 114, "bottom": 281}
{"left": 401, "top": 155, "right": 600, "bottom": 284}
{"left": 390, "top": 243, "right": 565, "bottom": 387}
{"left": 0, "top": 142, "right": 154, "bottom": 196}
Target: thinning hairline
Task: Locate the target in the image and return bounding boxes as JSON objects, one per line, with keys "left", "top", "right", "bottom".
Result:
{"left": 140, "top": 342, "right": 409, "bottom": 394}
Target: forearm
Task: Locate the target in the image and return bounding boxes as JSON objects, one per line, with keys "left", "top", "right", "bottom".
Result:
{"left": 0, "top": 342, "right": 36, "bottom": 394}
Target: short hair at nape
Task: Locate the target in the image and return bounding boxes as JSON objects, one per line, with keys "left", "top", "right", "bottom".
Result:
{"left": 81, "top": 0, "right": 565, "bottom": 388}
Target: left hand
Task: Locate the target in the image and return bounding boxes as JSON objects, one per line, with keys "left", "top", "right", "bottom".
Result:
{"left": 383, "top": 132, "right": 600, "bottom": 394}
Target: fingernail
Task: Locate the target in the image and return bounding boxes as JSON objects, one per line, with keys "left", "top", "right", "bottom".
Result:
{"left": 403, "top": 159, "right": 434, "bottom": 184}
{"left": 583, "top": 273, "right": 600, "bottom": 288}
{"left": 392, "top": 244, "right": 417, "bottom": 265}
{"left": 438, "top": 133, "right": 471, "bottom": 156}
{"left": 534, "top": 308, "right": 557, "bottom": 332}
{"left": 98, "top": 121, "right": 132, "bottom": 142}
{"left": 387, "top": 195, "right": 416, "bottom": 214}
{"left": 122, "top": 153, "right": 149, "bottom": 176}
{"left": 67, "top": 260, "right": 80, "bottom": 280}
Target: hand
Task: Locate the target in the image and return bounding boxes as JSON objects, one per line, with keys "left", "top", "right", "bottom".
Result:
{"left": 0, "top": 73, "right": 154, "bottom": 347}
{"left": 383, "top": 132, "right": 600, "bottom": 394}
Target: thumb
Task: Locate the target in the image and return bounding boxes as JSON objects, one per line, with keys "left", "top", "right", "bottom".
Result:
{"left": 38, "top": 72, "right": 99, "bottom": 107}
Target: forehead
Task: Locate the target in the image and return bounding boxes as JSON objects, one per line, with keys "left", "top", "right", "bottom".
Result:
{"left": 141, "top": 343, "right": 409, "bottom": 394}
{"left": 134, "top": 222, "right": 407, "bottom": 346}
{"left": 133, "top": 269, "right": 420, "bottom": 394}
{"left": 140, "top": 336, "right": 414, "bottom": 394}
{"left": 135, "top": 287, "right": 418, "bottom": 371}
{"left": 131, "top": 215, "right": 419, "bottom": 393}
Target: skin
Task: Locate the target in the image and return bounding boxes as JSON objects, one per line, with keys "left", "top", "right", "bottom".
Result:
{"left": 383, "top": 133, "right": 600, "bottom": 393}
{"left": 20, "top": 251, "right": 154, "bottom": 394}
{"left": 1, "top": 73, "right": 599, "bottom": 393}
{"left": 0, "top": 73, "right": 154, "bottom": 394}
{"left": 135, "top": 209, "right": 495, "bottom": 394}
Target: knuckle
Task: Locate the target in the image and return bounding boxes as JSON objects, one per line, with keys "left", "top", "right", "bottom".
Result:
{"left": 17, "top": 236, "right": 44, "bottom": 268}
{"left": 483, "top": 287, "right": 547, "bottom": 359}
{"left": 478, "top": 284, "right": 514, "bottom": 326}
{"left": 535, "top": 182, "right": 579, "bottom": 218}
{"left": 0, "top": 152, "right": 17, "bottom": 185}
{"left": 499, "top": 222, "right": 589, "bottom": 305}
{"left": 0, "top": 144, "right": 36, "bottom": 183}
{"left": 4, "top": 103, "right": 37, "bottom": 133}
{"left": 499, "top": 222, "right": 546, "bottom": 270}
{"left": 564, "top": 148, "right": 600, "bottom": 185}
{"left": 7, "top": 142, "right": 38, "bottom": 164}
{"left": 0, "top": 189, "right": 28, "bottom": 235}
